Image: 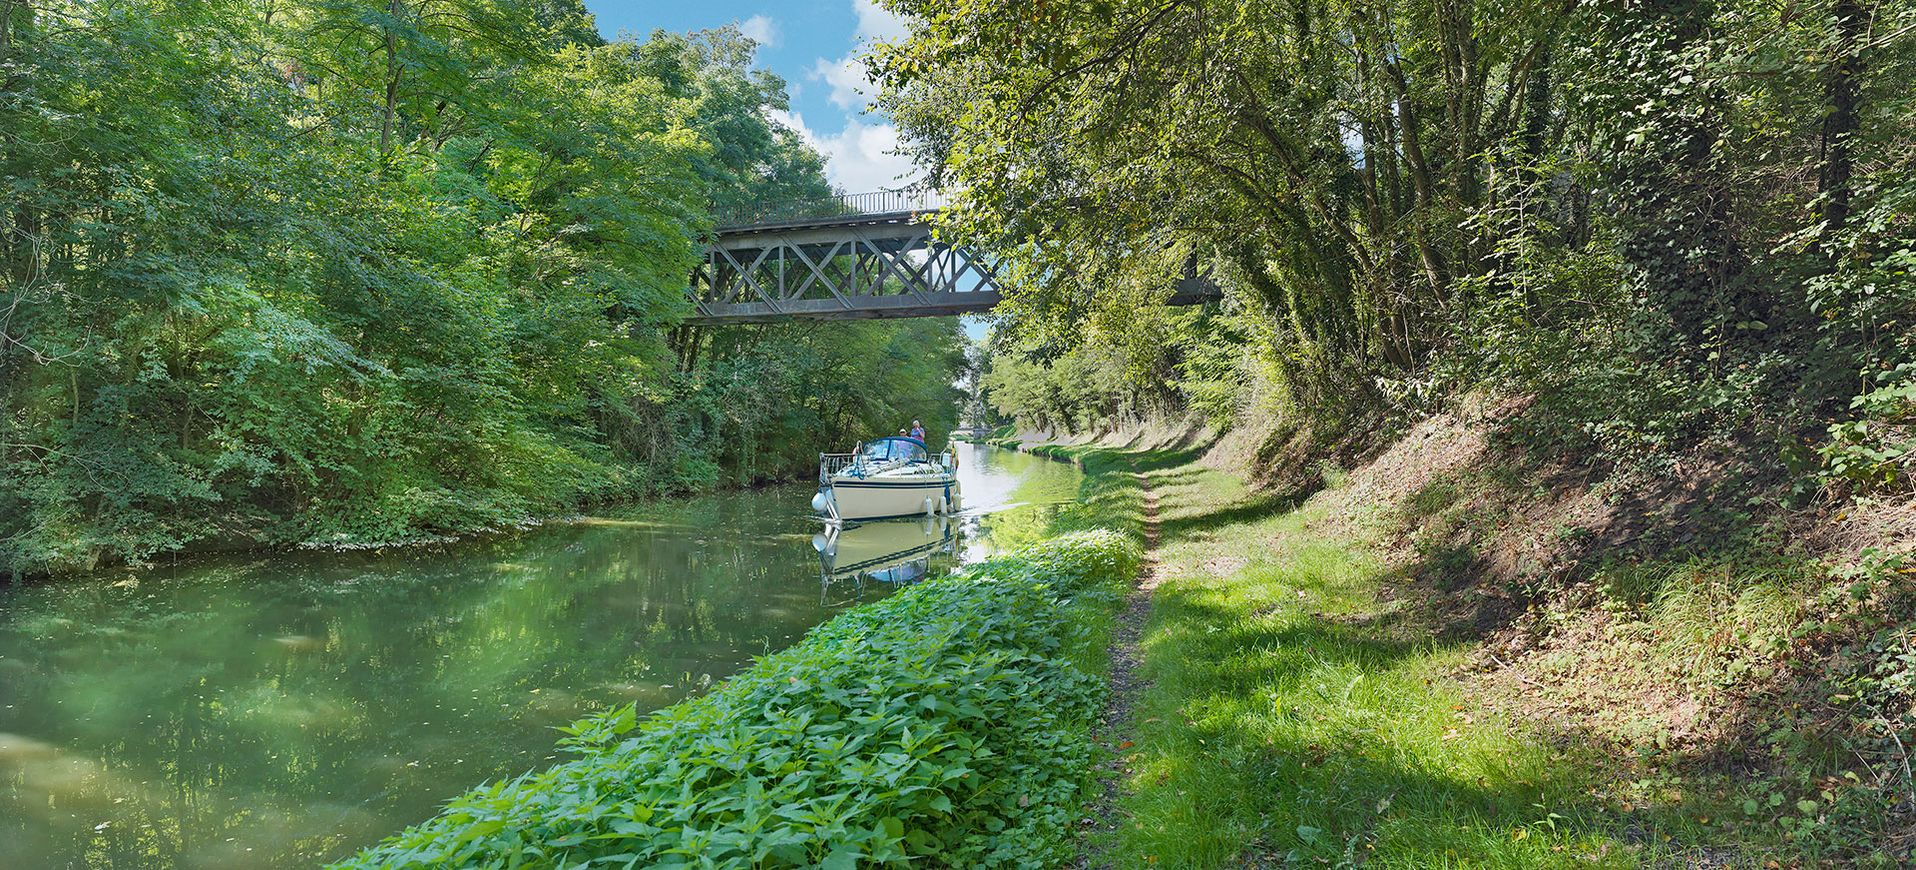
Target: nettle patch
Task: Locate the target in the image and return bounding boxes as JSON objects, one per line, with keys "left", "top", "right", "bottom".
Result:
{"left": 986, "top": 529, "right": 1141, "bottom": 589}
{"left": 336, "top": 530, "right": 1138, "bottom": 869}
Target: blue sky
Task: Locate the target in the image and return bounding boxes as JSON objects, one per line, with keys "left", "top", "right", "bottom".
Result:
{"left": 583, "top": 0, "right": 918, "bottom": 193}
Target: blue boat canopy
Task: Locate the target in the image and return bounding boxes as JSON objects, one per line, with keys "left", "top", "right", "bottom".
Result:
{"left": 859, "top": 436, "right": 930, "bottom": 463}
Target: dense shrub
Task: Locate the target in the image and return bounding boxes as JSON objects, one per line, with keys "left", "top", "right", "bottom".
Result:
{"left": 335, "top": 530, "right": 1139, "bottom": 869}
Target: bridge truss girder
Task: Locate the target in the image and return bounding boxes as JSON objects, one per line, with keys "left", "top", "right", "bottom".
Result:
{"left": 687, "top": 214, "right": 1006, "bottom": 324}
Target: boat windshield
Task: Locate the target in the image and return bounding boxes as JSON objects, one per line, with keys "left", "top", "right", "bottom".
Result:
{"left": 859, "top": 436, "right": 930, "bottom": 464}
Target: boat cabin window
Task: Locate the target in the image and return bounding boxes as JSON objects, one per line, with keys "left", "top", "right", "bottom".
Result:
{"left": 859, "top": 437, "right": 930, "bottom": 464}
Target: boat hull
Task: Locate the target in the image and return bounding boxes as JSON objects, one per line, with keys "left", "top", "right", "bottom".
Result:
{"left": 823, "top": 478, "right": 957, "bottom": 521}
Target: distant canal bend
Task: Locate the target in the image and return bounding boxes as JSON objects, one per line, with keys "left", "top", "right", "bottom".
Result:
{"left": 0, "top": 444, "right": 1080, "bottom": 869}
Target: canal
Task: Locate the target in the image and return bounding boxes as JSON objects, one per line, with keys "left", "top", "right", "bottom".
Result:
{"left": 0, "top": 444, "right": 1079, "bottom": 868}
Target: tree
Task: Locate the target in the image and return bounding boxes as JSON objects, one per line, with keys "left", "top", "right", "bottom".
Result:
{"left": 0, "top": 2, "right": 970, "bottom": 574}
{"left": 873, "top": 0, "right": 1913, "bottom": 481}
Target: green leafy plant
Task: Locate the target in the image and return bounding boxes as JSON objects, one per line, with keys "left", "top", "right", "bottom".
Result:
{"left": 1821, "top": 363, "right": 1916, "bottom": 494}
{"left": 334, "top": 530, "right": 1139, "bottom": 869}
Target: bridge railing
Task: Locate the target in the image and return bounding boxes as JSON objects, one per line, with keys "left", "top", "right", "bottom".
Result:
{"left": 715, "top": 188, "right": 948, "bottom": 228}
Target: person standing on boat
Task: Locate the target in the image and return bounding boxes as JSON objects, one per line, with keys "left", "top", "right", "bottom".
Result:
{"left": 909, "top": 420, "right": 927, "bottom": 441}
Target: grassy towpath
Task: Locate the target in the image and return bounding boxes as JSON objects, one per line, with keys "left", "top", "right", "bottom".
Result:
{"left": 1077, "top": 469, "right": 1163, "bottom": 865}
{"left": 1069, "top": 447, "right": 1731, "bottom": 869}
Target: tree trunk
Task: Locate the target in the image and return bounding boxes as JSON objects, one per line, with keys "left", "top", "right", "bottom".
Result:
{"left": 1819, "top": 0, "right": 1867, "bottom": 241}
{"left": 1384, "top": 63, "right": 1451, "bottom": 300}
{"left": 0, "top": 0, "right": 14, "bottom": 73}
{"left": 380, "top": 0, "right": 404, "bottom": 156}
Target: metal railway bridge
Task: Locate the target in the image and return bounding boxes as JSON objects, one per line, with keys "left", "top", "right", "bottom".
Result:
{"left": 685, "top": 190, "right": 1221, "bottom": 324}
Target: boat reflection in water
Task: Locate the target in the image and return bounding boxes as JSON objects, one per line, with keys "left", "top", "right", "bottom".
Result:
{"left": 811, "top": 516, "right": 958, "bottom": 600}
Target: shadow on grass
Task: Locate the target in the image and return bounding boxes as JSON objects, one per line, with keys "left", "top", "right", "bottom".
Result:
{"left": 1043, "top": 450, "right": 1154, "bottom": 540}
{"left": 1042, "top": 436, "right": 1695, "bottom": 862}
{"left": 1127, "top": 448, "right": 1207, "bottom": 473}
{"left": 1121, "top": 571, "right": 1658, "bottom": 867}
{"left": 1093, "top": 428, "right": 1767, "bottom": 867}
{"left": 1139, "top": 468, "right": 1205, "bottom": 489}
{"left": 1154, "top": 493, "right": 1305, "bottom": 541}
{"left": 1028, "top": 443, "right": 1222, "bottom": 543}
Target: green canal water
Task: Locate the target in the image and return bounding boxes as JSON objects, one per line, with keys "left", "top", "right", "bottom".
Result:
{"left": 0, "top": 445, "right": 1081, "bottom": 869}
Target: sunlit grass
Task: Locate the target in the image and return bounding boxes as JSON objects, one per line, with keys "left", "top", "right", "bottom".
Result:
{"left": 1100, "top": 460, "right": 1651, "bottom": 868}
{"left": 1021, "top": 444, "right": 1154, "bottom": 544}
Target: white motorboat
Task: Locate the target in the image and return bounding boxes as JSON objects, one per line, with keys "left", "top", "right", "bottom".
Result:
{"left": 810, "top": 436, "right": 958, "bottom": 522}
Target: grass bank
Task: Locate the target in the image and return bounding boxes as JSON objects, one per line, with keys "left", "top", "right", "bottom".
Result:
{"left": 1055, "top": 414, "right": 1915, "bottom": 867}
{"left": 336, "top": 447, "right": 1146, "bottom": 869}
{"left": 1058, "top": 440, "right": 1767, "bottom": 867}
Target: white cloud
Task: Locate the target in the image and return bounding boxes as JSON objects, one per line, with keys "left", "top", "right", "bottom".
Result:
{"left": 823, "top": 121, "right": 915, "bottom": 191}
{"left": 778, "top": 2, "right": 920, "bottom": 192}
{"left": 813, "top": 55, "right": 869, "bottom": 111}
{"left": 810, "top": 1, "right": 910, "bottom": 112}
{"left": 738, "top": 14, "right": 778, "bottom": 48}
{"left": 770, "top": 108, "right": 918, "bottom": 192}
{"left": 852, "top": 0, "right": 908, "bottom": 42}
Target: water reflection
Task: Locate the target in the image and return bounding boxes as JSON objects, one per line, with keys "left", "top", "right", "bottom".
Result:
{"left": 813, "top": 516, "right": 958, "bottom": 600}
{"left": 952, "top": 442, "right": 1085, "bottom": 558}
{"left": 0, "top": 445, "right": 1082, "bottom": 868}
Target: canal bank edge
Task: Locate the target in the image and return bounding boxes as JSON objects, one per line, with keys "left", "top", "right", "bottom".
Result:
{"left": 335, "top": 460, "right": 1146, "bottom": 868}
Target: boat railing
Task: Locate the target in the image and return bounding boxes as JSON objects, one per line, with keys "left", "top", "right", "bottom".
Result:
{"left": 819, "top": 453, "right": 859, "bottom": 483}
{"left": 820, "top": 449, "right": 956, "bottom": 483}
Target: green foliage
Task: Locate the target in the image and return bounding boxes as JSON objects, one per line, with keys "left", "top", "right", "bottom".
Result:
{"left": 875, "top": 0, "right": 1916, "bottom": 490}
{"left": 0, "top": 2, "right": 968, "bottom": 574}
{"left": 980, "top": 306, "right": 1242, "bottom": 435}
{"left": 684, "top": 318, "right": 967, "bottom": 486}
{"left": 1777, "top": 547, "right": 1916, "bottom": 863}
{"left": 333, "top": 530, "right": 1139, "bottom": 869}
{"left": 979, "top": 528, "right": 1140, "bottom": 589}
{"left": 1820, "top": 364, "right": 1916, "bottom": 495}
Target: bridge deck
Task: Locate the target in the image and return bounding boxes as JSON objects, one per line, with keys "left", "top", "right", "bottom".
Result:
{"left": 711, "top": 209, "right": 925, "bottom": 237}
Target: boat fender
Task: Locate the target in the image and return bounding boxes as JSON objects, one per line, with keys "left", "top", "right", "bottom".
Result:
{"left": 810, "top": 490, "right": 832, "bottom": 515}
